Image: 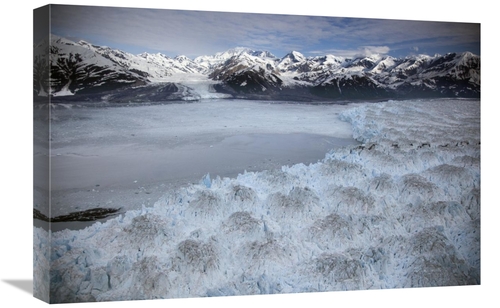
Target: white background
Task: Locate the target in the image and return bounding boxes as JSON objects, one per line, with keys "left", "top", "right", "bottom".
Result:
{"left": 0, "top": 1, "right": 496, "bottom": 307}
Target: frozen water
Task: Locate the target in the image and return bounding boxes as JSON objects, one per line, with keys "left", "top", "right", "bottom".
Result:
{"left": 201, "top": 173, "right": 212, "bottom": 188}
{"left": 34, "top": 98, "right": 480, "bottom": 303}
{"left": 42, "top": 99, "right": 357, "bottom": 218}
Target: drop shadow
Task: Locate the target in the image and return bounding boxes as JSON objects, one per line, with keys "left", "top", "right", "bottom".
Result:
{"left": 2, "top": 279, "right": 33, "bottom": 295}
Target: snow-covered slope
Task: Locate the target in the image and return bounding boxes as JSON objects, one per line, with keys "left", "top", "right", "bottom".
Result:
{"left": 34, "top": 98, "right": 480, "bottom": 303}
{"left": 75, "top": 39, "right": 207, "bottom": 79}
{"left": 194, "top": 47, "right": 276, "bottom": 72}
{"left": 46, "top": 36, "right": 148, "bottom": 96}
{"left": 37, "top": 36, "right": 480, "bottom": 102}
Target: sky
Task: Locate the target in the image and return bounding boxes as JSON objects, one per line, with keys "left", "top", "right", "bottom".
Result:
{"left": 48, "top": 4, "right": 480, "bottom": 60}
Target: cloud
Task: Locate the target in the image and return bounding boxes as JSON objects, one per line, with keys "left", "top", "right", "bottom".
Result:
{"left": 50, "top": 5, "right": 338, "bottom": 57}
{"left": 49, "top": 5, "right": 480, "bottom": 58}
{"left": 355, "top": 46, "right": 391, "bottom": 57}
{"left": 310, "top": 46, "right": 390, "bottom": 58}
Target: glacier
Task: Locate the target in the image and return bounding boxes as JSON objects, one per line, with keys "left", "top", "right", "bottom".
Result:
{"left": 33, "top": 98, "right": 480, "bottom": 303}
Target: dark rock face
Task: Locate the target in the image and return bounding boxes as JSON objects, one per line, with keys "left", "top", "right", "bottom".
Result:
{"left": 100, "top": 83, "right": 185, "bottom": 103}
{"left": 224, "top": 70, "right": 283, "bottom": 94}
{"left": 310, "top": 75, "right": 392, "bottom": 100}
{"left": 34, "top": 207, "right": 121, "bottom": 222}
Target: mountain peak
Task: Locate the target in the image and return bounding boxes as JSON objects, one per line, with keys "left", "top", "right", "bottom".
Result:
{"left": 219, "top": 47, "right": 253, "bottom": 57}
{"left": 284, "top": 51, "right": 306, "bottom": 62}
{"left": 138, "top": 52, "right": 171, "bottom": 60}
{"left": 175, "top": 55, "right": 190, "bottom": 62}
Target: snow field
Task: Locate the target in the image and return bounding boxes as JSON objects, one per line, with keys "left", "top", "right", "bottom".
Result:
{"left": 34, "top": 99, "right": 480, "bottom": 303}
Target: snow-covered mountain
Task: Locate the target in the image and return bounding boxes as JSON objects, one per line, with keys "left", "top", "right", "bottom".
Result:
{"left": 35, "top": 36, "right": 480, "bottom": 102}
{"left": 210, "top": 48, "right": 480, "bottom": 101}
{"left": 34, "top": 36, "right": 147, "bottom": 99}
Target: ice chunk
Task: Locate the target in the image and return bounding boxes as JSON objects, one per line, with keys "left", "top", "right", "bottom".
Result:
{"left": 200, "top": 173, "right": 211, "bottom": 188}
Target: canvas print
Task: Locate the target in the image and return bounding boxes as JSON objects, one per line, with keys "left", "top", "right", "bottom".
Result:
{"left": 33, "top": 4, "right": 480, "bottom": 304}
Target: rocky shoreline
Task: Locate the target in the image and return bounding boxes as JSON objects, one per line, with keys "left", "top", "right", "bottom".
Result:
{"left": 33, "top": 207, "right": 121, "bottom": 223}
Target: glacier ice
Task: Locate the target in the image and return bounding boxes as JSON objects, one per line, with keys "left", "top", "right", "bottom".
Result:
{"left": 33, "top": 98, "right": 480, "bottom": 303}
{"left": 200, "top": 173, "right": 211, "bottom": 188}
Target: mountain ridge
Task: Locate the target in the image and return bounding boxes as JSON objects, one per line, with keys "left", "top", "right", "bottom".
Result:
{"left": 34, "top": 36, "right": 480, "bottom": 103}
